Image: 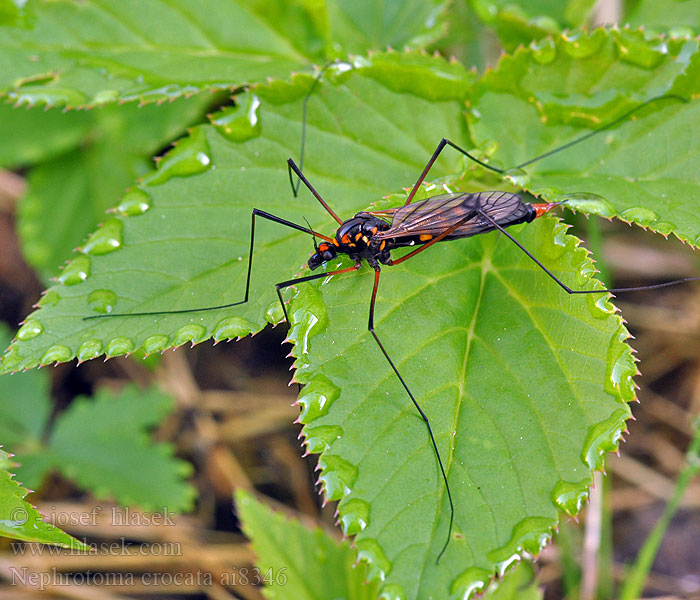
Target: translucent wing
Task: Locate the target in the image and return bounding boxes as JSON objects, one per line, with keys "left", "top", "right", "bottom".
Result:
{"left": 372, "top": 191, "right": 533, "bottom": 241}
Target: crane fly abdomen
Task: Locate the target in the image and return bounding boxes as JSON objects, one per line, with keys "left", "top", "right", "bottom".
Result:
{"left": 371, "top": 191, "right": 537, "bottom": 247}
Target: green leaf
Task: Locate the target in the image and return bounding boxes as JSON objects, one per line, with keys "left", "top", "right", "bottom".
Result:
{"left": 2, "top": 51, "right": 638, "bottom": 597}
{"left": 236, "top": 489, "right": 379, "bottom": 599}
{"left": 0, "top": 448, "right": 87, "bottom": 549}
{"left": 624, "top": 0, "right": 700, "bottom": 36}
{"left": 469, "top": 0, "right": 597, "bottom": 50}
{"left": 326, "top": 0, "right": 450, "bottom": 53}
{"left": 0, "top": 0, "right": 452, "bottom": 110}
{"left": 0, "top": 330, "right": 50, "bottom": 448}
{"left": 469, "top": 29, "right": 700, "bottom": 244}
{"left": 16, "top": 94, "right": 215, "bottom": 279}
{"left": 289, "top": 213, "right": 633, "bottom": 598}
{"left": 0, "top": 324, "right": 193, "bottom": 512}
{"left": 0, "top": 0, "right": 324, "bottom": 108}
{"left": 1, "top": 53, "right": 474, "bottom": 371}
{"left": 13, "top": 384, "right": 194, "bottom": 512}
{"left": 0, "top": 103, "right": 92, "bottom": 168}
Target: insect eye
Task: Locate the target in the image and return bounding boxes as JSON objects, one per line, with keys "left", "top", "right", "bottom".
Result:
{"left": 323, "top": 249, "right": 336, "bottom": 261}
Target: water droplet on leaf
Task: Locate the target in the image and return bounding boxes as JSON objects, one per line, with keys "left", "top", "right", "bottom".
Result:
{"left": 17, "top": 319, "right": 43, "bottom": 340}
{"left": 116, "top": 188, "right": 152, "bottom": 216}
{"left": 58, "top": 256, "right": 91, "bottom": 285}
{"left": 210, "top": 94, "right": 262, "bottom": 142}
{"left": 83, "top": 218, "right": 123, "bottom": 255}
{"left": 87, "top": 289, "right": 117, "bottom": 314}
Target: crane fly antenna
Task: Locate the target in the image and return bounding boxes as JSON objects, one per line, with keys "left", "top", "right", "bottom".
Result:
{"left": 303, "top": 216, "right": 320, "bottom": 251}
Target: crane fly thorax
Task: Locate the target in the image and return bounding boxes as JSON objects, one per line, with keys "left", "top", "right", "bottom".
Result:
{"left": 307, "top": 212, "right": 391, "bottom": 270}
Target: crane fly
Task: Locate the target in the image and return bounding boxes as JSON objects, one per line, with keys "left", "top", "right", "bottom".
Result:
{"left": 85, "top": 82, "right": 698, "bottom": 563}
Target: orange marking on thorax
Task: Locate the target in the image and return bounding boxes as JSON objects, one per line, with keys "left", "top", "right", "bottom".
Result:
{"left": 419, "top": 234, "right": 433, "bottom": 241}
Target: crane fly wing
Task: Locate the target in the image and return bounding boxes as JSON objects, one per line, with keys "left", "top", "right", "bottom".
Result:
{"left": 372, "top": 191, "right": 532, "bottom": 240}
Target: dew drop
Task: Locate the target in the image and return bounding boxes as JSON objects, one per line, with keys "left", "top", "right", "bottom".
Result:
{"left": 77, "top": 339, "right": 103, "bottom": 362}
{"left": 652, "top": 221, "right": 674, "bottom": 236}
{"left": 265, "top": 300, "right": 285, "bottom": 325}
{"left": 561, "top": 30, "right": 604, "bottom": 58}
{"left": 116, "top": 188, "right": 152, "bottom": 216}
{"left": 17, "top": 319, "right": 43, "bottom": 340}
{"left": 144, "top": 127, "right": 212, "bottom": 186}
{"left": 141, "top": 334, "right": 170, "bottom": 355}
{"left": 504, "top": 168, "right": 530, "bottom": 188}
{"left": 559, "top": 192, "right": 614, "bottom": 217}
{"left": 379, "top": 583, "right": 406, "bottom": 600}
{"left": 668, "top": 26, "right": 694, "bottom": 39}
{"left": 303, "top": 425, "right": 343, "bottom": 454}
{"left": 37, "top": 291, "right": 60, "bottom": 307}
{"left": 57, "top": 256, "right": 91, "bottom": 285}
{"left": 83, "top": 218, "right": 123, "bottom": 255}
{"left": 317, "top": 454, "right": 358, "bottom": 501}
{"left": 40, "top": 344, "right": 72, "bottom": 365}
{"left": 486, "top": 516, "right": 555, "bottom": 568}
{"left": 92, "top": 89, "right": 119, "bottom": 105}
{"left": 586, "top": 293, "right": 615, "bottom": 320}
{"left": 355, "top": 538, "right": 391, "bottom": 582}
{"left": 450, "top": 567, "right": 491, "bottom": 599}
{"left": 530, "top": 37, "right": 556, "bottom": 65}
{"left": 619, "top": 206, "right": 658, "bottom": 227}
{"left": 582, "top": 408, "right": 629, "bottom": 470}
{"left": 339, "top": 498, "right": 370, "bottom": 535}
{"left": 297, "top": 376, "right": 340, "bottom": 422}
{"left": 551, "top": 479, "right": 590, "bottom": 516}
{"left": 213, "top": 316, "right": 255, "bottom": 342}
{"left": 105, "top": 337, "right": 135, "bottom": 358}
{"left": 613, "top": 30, "right": 668, "bottom": 69}
{"left": 87, "top": 289, "right": 117, "bottom": 314}
{"left": 606, "top": 325, "right": 636, "bottom": 401}
{"left": 210, "top": 94, "right": 262, "bottom": 142}
{"left": 173, "top": 324, "right": 207, "bottom": 346}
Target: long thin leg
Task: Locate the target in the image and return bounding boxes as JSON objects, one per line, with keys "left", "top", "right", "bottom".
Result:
{"left": 513, "top": 94, "right": 686, "bottom": 171}
{"left": 476, "top": 209, "right": 700, "bottom": 294}
{"left": 403, "top": 95, "right": 688, "bottom": 208}
{"left": 288, "top": 158, "right": 343, "bottom": 225}
{"left": 404, "top": 138, "right": 505, "bottom": 206}
{"left": 83, "top": 209, "right": 331, "bottom": 321}
{"left": 275, "top": 262, "right": 362, "bottom": 324}
{"left": 366, "top": 268, "right": 454, "bottom": 564}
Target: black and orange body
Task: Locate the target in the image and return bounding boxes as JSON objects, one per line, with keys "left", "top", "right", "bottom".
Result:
{"left": 306, "top": 191, "right": 558, "bottom": 272}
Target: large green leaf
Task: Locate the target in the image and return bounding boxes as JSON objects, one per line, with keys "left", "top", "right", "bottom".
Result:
{"left": 3, "top": 46, "right": 685, "bottom": 596}
{"left": 1, "top": 54, "right": 474, "bottom": 371}
{"left": 0, "top": 0, "right": 322, "bottom": 108}
{"left": 287, "top": 213, "right": 633, "bottom": 598}
{"left": 469, "top": 29, "right": 700, "bottom": 245}
{"left": 0, "top": 0, "right": 451, "bottom": 109}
